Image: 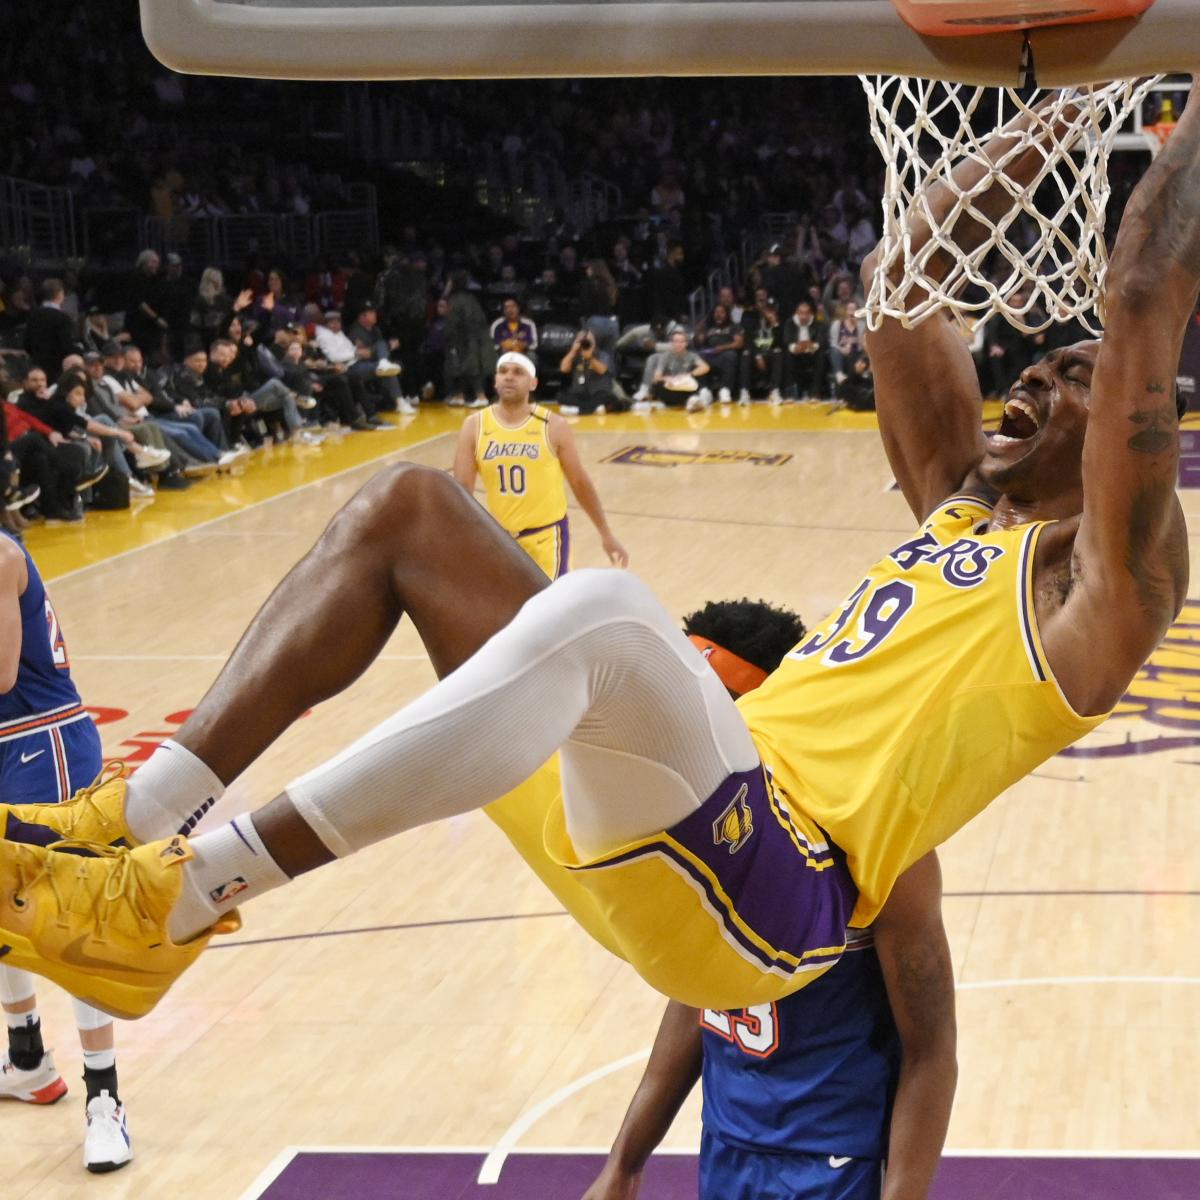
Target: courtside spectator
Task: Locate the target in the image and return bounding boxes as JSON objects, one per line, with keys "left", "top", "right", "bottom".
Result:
{"left": 490, "top": 299, "right": 539, "bottom": 364}
{"left": 782, "top": 299, "right": 829, "bottom": 401}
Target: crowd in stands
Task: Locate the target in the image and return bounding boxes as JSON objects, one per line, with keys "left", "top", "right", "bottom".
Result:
{"left": 0, "top": 7, "right": 1100, "bottom": 529}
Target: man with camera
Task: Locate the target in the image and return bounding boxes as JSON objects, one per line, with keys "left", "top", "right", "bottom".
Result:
{"left": 558, "top": 330, "right": 615, "bottom": 416}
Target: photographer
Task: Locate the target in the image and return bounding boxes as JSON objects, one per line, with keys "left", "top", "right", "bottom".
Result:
{"left": 558, "top": 330, "right": 615, "bottom": 416}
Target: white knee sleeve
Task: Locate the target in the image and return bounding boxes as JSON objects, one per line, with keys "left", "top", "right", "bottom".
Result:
{"left": 286, "top": 569, "right": 758, "bottom": 861}
{"left": 71, "top": 997, "right": 113, "bottom": 1032}
{"left": 0, "top": 965, "right": 36, "bottom": 1006}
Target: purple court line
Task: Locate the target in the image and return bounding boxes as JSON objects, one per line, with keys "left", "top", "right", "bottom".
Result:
{"left": 212, "top": 889, "right": 1200, "bottom": 951}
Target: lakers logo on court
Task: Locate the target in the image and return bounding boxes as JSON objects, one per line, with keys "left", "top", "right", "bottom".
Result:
{"left": 712, "top": 784, "right": 754, "bottom": 854}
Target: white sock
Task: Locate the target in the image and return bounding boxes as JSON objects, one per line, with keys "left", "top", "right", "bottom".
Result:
{"left": 4, "top": 1006, "right": 37, "bottom": 1031}
{"left": 125, "top": 740, "right": 226, "bottom": 843}
{"left": 167, "top": 814, "right": 290, "bottom": 943}
{"left": 82, "top": 1048, "right": 116, "bottom": 1073}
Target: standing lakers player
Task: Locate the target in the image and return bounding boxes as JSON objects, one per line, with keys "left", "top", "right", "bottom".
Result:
{"left": 0, "top": 87, "right": 1194, "bottom": 1023}
{"left": 453, "top": 351, "right": 628, "bottom": 576}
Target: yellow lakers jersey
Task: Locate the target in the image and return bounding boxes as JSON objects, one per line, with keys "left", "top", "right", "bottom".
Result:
{"left": 737, "top": 495, "right": 1108, "bottom": 927}
{"left": 476, "top": 404, "right": 566, "bottom": 535}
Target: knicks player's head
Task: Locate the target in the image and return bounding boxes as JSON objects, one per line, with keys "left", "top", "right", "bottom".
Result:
{"left": 495, "top": 352, "right": 537, "bottom": 405}
{"left": 978, "top": 339, "right": 1186, "bottom": 506}
{"left": 683, "top": 598, "right": 805, "bottom": 698}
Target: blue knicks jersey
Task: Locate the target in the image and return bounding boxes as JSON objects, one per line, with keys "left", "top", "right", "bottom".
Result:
{"left": 0, "top": 533, "right": 85, "bottom": 727}
{"left": 700, "top": 929, "right": 899, "bottom": 1160}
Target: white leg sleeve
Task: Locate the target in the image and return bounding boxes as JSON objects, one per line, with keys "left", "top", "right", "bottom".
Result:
{"left": 285, "top": 569, "right": 759, "bottom": 860}
{"left": 0, "top": 965, "right": 36, "bottom": 1006}
{"left": 70, "top": 998, "right": 113, "bottom": 1032}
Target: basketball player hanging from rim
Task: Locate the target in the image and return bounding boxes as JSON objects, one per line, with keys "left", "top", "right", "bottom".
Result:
{"left": 0, "top": 79, "right": 1195, "bottom": 1019}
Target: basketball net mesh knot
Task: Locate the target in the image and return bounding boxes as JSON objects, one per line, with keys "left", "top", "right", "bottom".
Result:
{"left": 860, "top": 75, "right": 1161, "bottom": 335}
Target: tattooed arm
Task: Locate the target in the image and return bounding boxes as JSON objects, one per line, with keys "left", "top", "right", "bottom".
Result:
{"left": 873, "top": 853, "right": 956, "bottom": 1200}
{"left": 1049, "top": 84, "right": 1198, "bottom": 714}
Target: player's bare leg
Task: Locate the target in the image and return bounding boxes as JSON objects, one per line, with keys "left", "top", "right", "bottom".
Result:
{"left": 131, "top": 464, "right": 549, "bottom": 873}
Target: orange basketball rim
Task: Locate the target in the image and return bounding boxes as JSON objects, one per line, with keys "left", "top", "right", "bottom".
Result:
{"left": 890, "top": 0, "right": 1156, "bottom": 37}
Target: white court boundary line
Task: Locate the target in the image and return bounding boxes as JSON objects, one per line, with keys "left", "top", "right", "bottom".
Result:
{"left": 46, "top": 430, "right": 451, "bottom": 585}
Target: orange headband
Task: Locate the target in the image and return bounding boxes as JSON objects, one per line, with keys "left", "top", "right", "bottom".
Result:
{"left": 688, "top": 635, "right": 769, "bottom": 696}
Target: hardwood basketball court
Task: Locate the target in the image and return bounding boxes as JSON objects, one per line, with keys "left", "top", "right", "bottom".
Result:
{"left": 7, "top": 404, "right": 1200, "bottom": 1197}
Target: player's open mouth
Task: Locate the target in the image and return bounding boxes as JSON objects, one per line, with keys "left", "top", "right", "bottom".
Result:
{"left": 990, "top": 395, "right": 1042, "bottom": 447}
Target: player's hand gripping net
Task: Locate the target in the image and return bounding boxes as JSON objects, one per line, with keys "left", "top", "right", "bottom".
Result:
{"left": 859, "top": 75, "right": 1161, "bottom": 335}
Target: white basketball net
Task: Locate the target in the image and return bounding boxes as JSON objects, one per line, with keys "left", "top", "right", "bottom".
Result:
{"left": 859, "top": 75, "right": 1162, "bottom": 335}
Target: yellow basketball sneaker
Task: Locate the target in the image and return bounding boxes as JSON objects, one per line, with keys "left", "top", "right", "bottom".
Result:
{"left": 1, "top": 764, "right": 139, "bottom": 852}
{"left": 0, "top": 836, "right": 239, "bottom": 1020}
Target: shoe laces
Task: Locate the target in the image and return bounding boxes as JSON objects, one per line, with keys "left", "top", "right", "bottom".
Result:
{"left": 64, "top": 761, "right": 129, "bottom": 840}
{"left": 11, "top": 839, "right": 153, "bottom": 941}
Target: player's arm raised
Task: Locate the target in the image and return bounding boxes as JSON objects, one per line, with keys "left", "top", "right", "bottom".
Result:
{"left": 863, "top": 106, "right": 1070, "bottom": 521}
{"left": 581, "top": 1001, "right": 703, "bottom": 1200}
{"left": 1050, "top": 90, "right": 1198, "bottom": 716}
{"left": 549, "top": 414, "right": 629, "bottom": 567}
{"left": 451, "top": 413, "right": 480, "bottom": 493}
{"left": 872, "top": 852, "right": 956, "bottom": 1200}
{"left": 0, "top": 535, "right": 28, "bottom": 692}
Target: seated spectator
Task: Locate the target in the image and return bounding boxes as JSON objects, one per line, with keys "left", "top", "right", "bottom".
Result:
{"left": 782, "top": 299, "right": 829, "bottom": 401}
{"left": 828, "top": 303, "right": 866, "bottom": 383}
{"left": 346, "top": 301, "right": 409, "bottom": 415}
{"left": 622, "top": 317, "right": 686, "bottom": 402}
{"left": 256, "top": 268, "right": 305, "bottom": 332}
{"left": 695, "top": 303, "right": 744, "bottom": 403}
{"left": 647, "top": 329, "right": 711, "bottom": 412}
{"left": 46, "top": 370, "right": 142, "bottom": 503}
{"left": 296, "top": 333, "right": 371, "bottom": 431}
{"left": 716, "top": 285, "right": 745, "bottom": 325}
{"left": 105, "top": 342, "right": 224, "bottom": 474}
{"left": 176, "top": 344, "right": 257, "bottom": 449}
{"left": 740, "top": 288, "right": 783, "bottom": 403}
{"left": 83, "top": 350, "right": 177, "bottom": 494}
{"left": 837, "top": 350, "right": 876, "bottom": 411}
{"left": 490, "top": 298, "right": 539, "bottom": 364}
{"left": 23, "top": 279, "right": 78, "bottom": 374}
{"left": 558, "top": 330, "right": 615, "bottom": 416}
{"left": 205, "top": 336, "right": 307, "bottom": 444}
{"left": 3, "top": 367, "right": 102, "bottom": 521}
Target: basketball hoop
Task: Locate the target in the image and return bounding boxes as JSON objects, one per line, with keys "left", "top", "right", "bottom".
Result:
{"left": 860, "top": 75, "right": 1161, "bottom": 336}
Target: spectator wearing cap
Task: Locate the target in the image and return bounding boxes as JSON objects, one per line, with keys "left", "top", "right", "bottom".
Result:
{"left": 122, "top": 344, "right": 233, "bottom": 465}
{"left": 171, "top": 343, "right": 255, "bottom": 450}
{"left": 23, "top": 279, "right": 79, "bottom": 374}
{"left": 84, "top": 348, "right": 178, "bottom": 494}
{"left": 490, "top": 298, "right": 538, "bottom": 367}
{"left": 205, "top": 334, "right": 309, "bottom": 444}
{"left": 346, "top": 301, "right": 408, "bottom": 416}
{"left": 103, "top": 342, "right": 221, "bottom": 475}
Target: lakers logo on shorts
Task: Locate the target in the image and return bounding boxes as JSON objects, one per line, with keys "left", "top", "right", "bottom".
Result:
{"left": 713, "top": 784, "right": 754, "bottom": 854}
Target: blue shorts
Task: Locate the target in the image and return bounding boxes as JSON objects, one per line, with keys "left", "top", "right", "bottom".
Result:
{"left": 0, "top": 718, "right": 103, "bottom": 804}
{"left": 701, "top": 1131, "right": 884, "bottom": 1200}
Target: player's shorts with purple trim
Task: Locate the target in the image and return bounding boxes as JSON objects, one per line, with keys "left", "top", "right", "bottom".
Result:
{"left": 543, "top": 765, "right": 858, "bottom": 1010}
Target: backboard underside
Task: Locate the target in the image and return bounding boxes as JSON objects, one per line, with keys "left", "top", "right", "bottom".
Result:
{"left": 141, "top": 0, "right": 1200, "bottom": 85}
